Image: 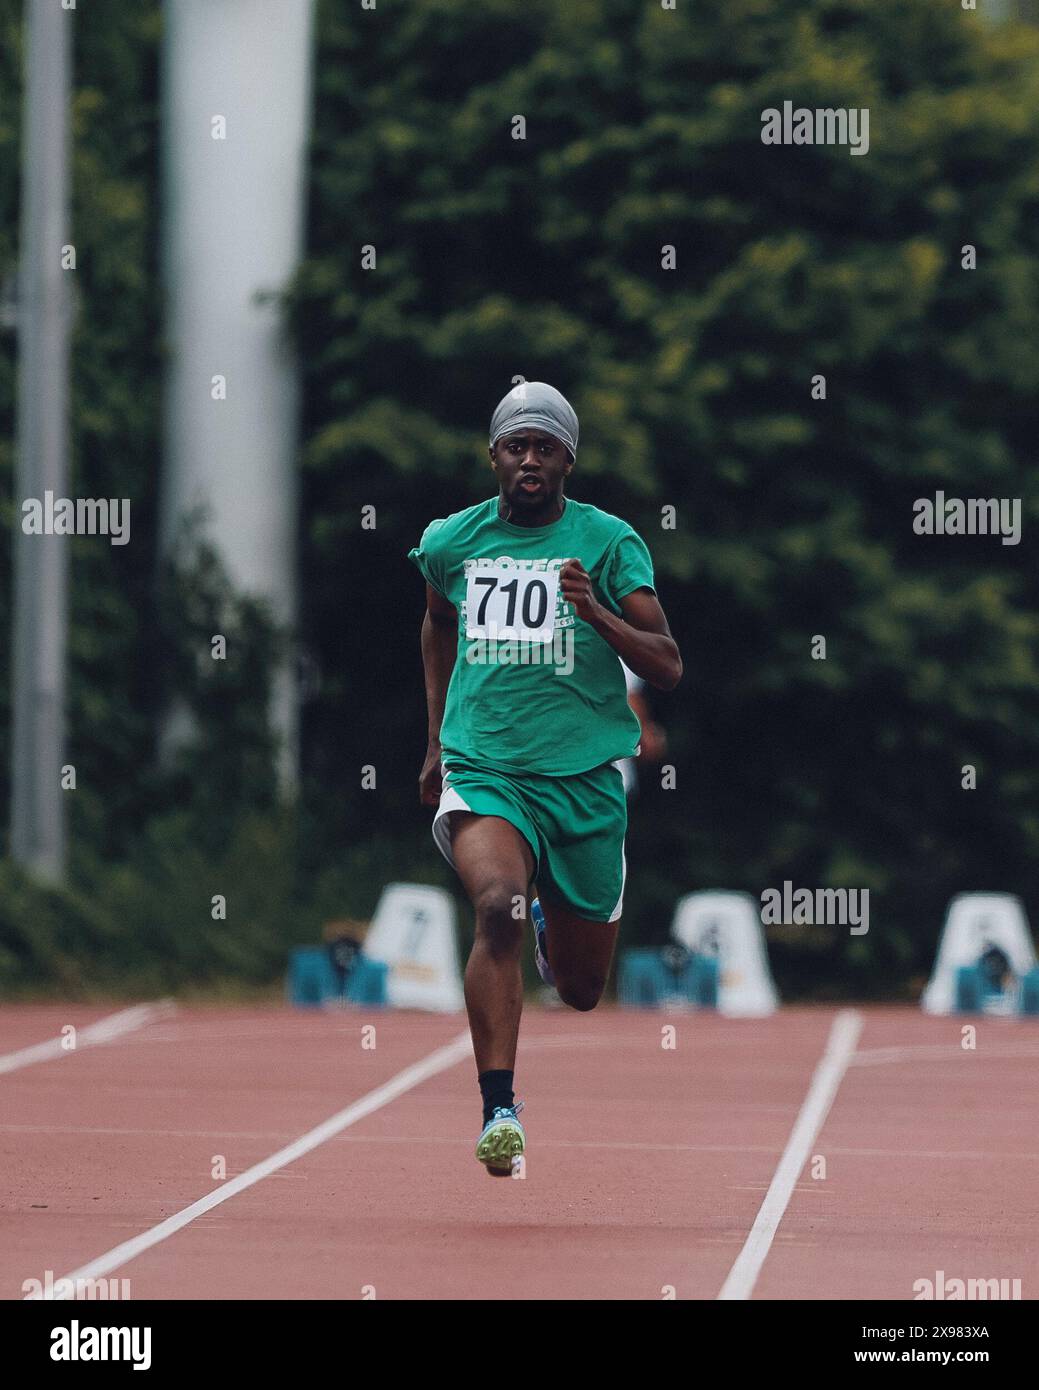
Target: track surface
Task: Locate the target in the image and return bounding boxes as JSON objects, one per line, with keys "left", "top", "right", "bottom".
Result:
{"left": 2, "top": 1003, "right": 1036, "bottom": 1300}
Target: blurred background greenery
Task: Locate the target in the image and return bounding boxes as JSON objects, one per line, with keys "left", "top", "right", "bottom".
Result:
{"left": 1, "top": 0, "right": 1037, "bottom": 999}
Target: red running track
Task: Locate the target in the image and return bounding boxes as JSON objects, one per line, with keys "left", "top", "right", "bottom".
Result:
{"left": 2, "top": 1003, "right": 1037, "bottom": 1300}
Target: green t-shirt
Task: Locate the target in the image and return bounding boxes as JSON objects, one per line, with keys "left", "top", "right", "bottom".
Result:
{"left": 408, "top": 496, "right": 656, "bottom": 776}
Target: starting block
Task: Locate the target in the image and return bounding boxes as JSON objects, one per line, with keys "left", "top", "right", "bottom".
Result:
{"left": 922, "top": 893, "right": 1039, "bottom": 1016}
{"left": 287, "top": 947, "right": 388, "bottom": 1008}
{"left": 671, "top": 891, "right": 779, "bottom": 1016}
{"left": 617, "top": 892, "right": 778, "bottom": 1014}
{"left": 617, "top": 945, "right": 719, "bottom": 1010}
{"left": 363, "top": 883, "right": 465, "bottom": 1012}
{"left": 288, "top": 947, "right": 338, "bottom": 1006}
{"left": 345, "top": 957, "right": 390, "bottom": 1005}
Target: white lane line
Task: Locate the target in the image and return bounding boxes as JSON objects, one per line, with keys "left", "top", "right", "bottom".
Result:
{"left": 27, "top": 1030, "right": 473, "bottom": 1299}
{"left": 0, "top": 1001, "right": 177, "bottom": 1077}
{"left": 717, "top": 1008, "right": 863, "bottom": 1302}
{"left": 851, "top": 1041, "right": 1039, "bottom": 1067}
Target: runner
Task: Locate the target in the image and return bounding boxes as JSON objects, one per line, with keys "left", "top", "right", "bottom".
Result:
{"left": 408, "top": 382, "right": 682, "bottom": 1175}
{"left": 616, "top": 661, "right": 668, "bottom": 799}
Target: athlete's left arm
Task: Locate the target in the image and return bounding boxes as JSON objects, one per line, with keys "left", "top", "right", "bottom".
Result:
{"left": 559, "top": 560, "right": 682, "bottom": 691}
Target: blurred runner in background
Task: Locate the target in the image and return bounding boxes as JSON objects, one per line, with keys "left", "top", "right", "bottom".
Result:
{"left": 616, "top": 662, "right": 668, "bottom": 799}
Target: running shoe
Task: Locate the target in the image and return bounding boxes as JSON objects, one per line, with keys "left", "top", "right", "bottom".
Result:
{"left": 475, "top": 1102, "right": 525, "bottom": 1177}
{"left": 531, "top": 897, "right": 555, "bottom": 988}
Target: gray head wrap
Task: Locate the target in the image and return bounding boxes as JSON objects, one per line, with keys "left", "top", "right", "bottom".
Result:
{"left": 489, "top": 381, "right": 579, "bottom": 459}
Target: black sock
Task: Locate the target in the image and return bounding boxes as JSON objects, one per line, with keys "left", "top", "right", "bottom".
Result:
{"left": 478, "top": 1069, "right": 514, "bottom": 1124}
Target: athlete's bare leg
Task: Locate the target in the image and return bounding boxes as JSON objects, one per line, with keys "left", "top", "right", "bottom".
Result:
{"left": 537, "top": 894, "right": 620, "bottom": 1012}
{"left": 449, "top": 812, "right": 535, "bottom": 1072}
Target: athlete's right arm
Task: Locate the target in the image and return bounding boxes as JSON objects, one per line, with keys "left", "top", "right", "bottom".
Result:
{"left": 418, "top": 583, "right": 457, "bottom": 806}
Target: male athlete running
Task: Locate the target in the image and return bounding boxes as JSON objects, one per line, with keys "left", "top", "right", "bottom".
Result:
{"left": 409, "top": 382, "right": 682, "bottom": 1175}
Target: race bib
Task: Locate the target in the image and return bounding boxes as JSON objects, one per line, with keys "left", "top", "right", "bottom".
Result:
{"left": 464, "top": 564, "right": 559, "bottom": 643}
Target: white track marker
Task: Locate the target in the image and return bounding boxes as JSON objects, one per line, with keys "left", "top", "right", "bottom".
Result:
{"left": 717, "top": 1008, "right": 863, "bottom": 1301}
{"left": 0, "top": 1001, "right": 177, "bottom": 1077}
{"left": 28, "top": 1030, "right": 472, "bottom": 1299}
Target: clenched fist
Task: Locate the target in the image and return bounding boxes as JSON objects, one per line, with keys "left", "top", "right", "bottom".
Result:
{"left": 558, "top": 558, "right": 601, "bottom": 622}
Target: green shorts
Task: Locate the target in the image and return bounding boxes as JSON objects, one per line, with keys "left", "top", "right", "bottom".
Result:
{"left": 433, "top": 756, "right": 628, "bottom": 923}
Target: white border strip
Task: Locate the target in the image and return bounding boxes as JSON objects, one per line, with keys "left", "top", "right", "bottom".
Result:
{"left": 28, "top": 1030, "right": 472, "bottom": 1299}
{"left": 0, "top": 1001, "right": 177, "bottom": 1077}
{"left": 717, "top": 1008, "right": 863, "bottom": 1301}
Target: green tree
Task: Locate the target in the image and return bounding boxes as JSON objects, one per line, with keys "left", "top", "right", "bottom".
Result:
{"left": 293, "top": 0, "right": 1039, "bottom": 995}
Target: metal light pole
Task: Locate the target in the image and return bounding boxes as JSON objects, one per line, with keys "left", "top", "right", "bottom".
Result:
{"left": 10, "top": 0, "right": 72, "bottom": 882}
